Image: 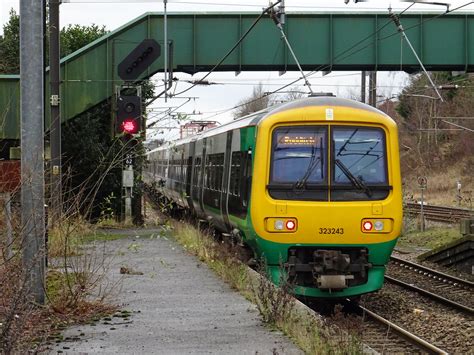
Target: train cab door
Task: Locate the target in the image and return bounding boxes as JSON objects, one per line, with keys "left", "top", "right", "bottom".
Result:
{"left": 220, "top": 131, "right": 233, "bottom": 232}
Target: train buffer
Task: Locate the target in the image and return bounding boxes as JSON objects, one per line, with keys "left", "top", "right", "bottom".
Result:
{"left": 50, "top": 227, "right": 302, "bottom": 354}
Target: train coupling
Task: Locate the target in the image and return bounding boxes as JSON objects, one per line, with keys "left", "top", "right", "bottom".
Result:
{"left": 285, "top": 248, "right": 372, "bottom": 291}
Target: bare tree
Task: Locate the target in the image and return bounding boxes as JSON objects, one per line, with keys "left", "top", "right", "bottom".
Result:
{"left": 233, "top": 83, "right": 271, "bottom": 119}
{"left": 282, "top": 86, "right": 307, "bottom": 101}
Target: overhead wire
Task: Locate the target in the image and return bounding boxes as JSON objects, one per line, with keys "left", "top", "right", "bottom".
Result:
{"left": 176, "top": 2, "right": 417, "bottom": 119}
{"left": 148, "top": 1, "right": 473, "bottom": 131}
{"left": 170, "top": 1, "right": 282, "bottom": 97}
{"left": 194, "top": 1, "right": 472, "bottom": 121}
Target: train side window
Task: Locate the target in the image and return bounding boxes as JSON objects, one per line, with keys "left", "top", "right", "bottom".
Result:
{"left": 216, "top": 153, "right": 224, "bottom": 192}
{"left": 230, "top": 151, "right": 242, "bottom": 196}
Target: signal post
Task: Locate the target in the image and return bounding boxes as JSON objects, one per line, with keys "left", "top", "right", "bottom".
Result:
{"left": 115, "top": 38, "right": 160, "bottom": 223}
{"left": 115, "top": 85, "right": 142, "bottom": 223}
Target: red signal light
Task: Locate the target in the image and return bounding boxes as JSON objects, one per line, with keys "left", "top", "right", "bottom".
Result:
{"left": 121, "top": 119, "right": 138, "bottom": 134}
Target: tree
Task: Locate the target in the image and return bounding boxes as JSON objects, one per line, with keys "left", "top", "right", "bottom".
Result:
{"left": 282, "top": 86, "right": 307, "bottom": 101}
{"left": 0, "top": 9, "right": 107, "bottom": 74}
{"left": 233, "top": 83, "right": 271, "bottom": 119}
{"left": 395, "top": 72, "right": 474, "bottom": 170}
{"left": 60, "top": 24, "right": 107, "bottom": 57}
{"left": 0, "top": 9, "right": 20, "bottom": 74}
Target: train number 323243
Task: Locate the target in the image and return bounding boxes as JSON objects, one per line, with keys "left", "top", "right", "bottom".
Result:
{"left": 319, "top": 227, "right": 344, "bottom": 235}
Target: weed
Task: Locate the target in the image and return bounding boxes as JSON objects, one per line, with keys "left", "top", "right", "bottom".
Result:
{"left": 167, "top": 219, "right": 360, "bottom": 354}
{"left": 251, "top": 261, "right": 295, "bottom": 325}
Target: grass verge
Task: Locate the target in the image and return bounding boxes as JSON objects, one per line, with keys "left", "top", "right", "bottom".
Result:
{"left": 397, "top": 226, "right": 461, "bottom": 250}
{"left": 172, "top": 222, "right": 361, "bottom": 354}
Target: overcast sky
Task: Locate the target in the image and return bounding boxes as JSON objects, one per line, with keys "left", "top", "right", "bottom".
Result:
{"left": 2, "top": 0, "right": 473, "bottom": 140}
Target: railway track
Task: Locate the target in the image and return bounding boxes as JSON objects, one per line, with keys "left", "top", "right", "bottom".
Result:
{"left": 387, "top": 256, "right": 474, "bottom": 315}
{"left": 404, "top": 203, "right": 473, "bottom": 223}
{"left": 307, "top": 299, "right": 448, "bottom": 354}
{"left": 354, "top": 304, "right": 448, "bottom": 354}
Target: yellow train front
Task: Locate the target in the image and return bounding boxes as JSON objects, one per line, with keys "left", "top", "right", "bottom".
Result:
{"left": 249, "top": 96, "right": 402, "bottom": 298}
{"left": 145, "top": 96, "right": 402, "bottom": 298}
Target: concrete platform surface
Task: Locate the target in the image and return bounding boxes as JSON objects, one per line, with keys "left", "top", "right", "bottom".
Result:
{"left": 50, "top": 228, "right": 302, "bottom": 355}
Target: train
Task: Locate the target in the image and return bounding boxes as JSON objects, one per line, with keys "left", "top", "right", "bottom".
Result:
{"left": 144, "top": 95, "right": 403, "bottom": 298}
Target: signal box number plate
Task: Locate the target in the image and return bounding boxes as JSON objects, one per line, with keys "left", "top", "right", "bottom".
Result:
{"left": 319, "top": 227, "right": 344, "bottom": 235}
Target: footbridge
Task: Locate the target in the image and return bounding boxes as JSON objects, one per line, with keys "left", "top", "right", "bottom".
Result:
{"left": 1, "top": 11, "right": 473, "bottom": 140}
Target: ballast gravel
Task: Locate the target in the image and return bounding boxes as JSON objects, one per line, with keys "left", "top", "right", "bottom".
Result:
{"left": 361, "top": 284, "right": 473, "bottom": 354}
{"left": 49, "top": 228, "right": 302, "bottom": 355}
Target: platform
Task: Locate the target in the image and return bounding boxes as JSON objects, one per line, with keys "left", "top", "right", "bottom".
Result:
{"left": 50, "top": 228, "right": 302, "bottom": 354}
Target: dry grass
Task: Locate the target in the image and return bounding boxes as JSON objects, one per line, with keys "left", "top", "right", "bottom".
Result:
{"left": 0, "top": 209, "right": 118, "bottom": 353}
{"left": 169, "top": 220, "right": 361, "bottom": 354}
{"left": 402, "top": 156, "right": 473, "bottom": 208}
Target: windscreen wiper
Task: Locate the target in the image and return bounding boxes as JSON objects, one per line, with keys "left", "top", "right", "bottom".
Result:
{"left": 294, "top": 137, "right": 324, "bottom": 190}
{"left": 334, "top": 159, "right": 372, "bottom": 197}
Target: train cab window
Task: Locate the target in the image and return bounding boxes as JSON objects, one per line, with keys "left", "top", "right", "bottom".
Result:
{"left": 268, "top": 126, "right": 328, "bottom": 201}
{"left": 331, "top": 127, "right": 390, "bottom": 201}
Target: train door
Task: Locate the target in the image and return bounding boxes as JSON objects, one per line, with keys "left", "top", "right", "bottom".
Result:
{"left": 186, "top": 141, "right": 195, "bottom": 214}
{"left": 220, "top": 131, "right": 233, "bottom": 231}
{"left": 199, "top": 138, "right": 207, "bottom": 214}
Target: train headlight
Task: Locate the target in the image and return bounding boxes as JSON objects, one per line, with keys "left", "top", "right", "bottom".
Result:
{"left": 361, "top": 218, "right": 393, "bottom": 233}
{"left": 374, "top": 220, "right": 384, "bottom": 231}
{"left": 274, "top": 220, "right": 284, "bottom": 230}
{"left": 266, "top": 218, "right": 298, "bottom": 233}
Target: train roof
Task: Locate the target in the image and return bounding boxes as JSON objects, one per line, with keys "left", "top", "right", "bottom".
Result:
{"left": 147, "top": 96, "right": 391, "bottom": 154}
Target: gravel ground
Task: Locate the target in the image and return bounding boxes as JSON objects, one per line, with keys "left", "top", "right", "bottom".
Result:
{"left": 361, "top": 283, "right": 473, "bottom": 354}
{"left": 48, "top": 229, "right": 302, "bottom": 355}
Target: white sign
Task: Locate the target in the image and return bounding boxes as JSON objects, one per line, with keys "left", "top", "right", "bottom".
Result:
{"left": 123, "top": 170, "right": 134, "bottom": 188}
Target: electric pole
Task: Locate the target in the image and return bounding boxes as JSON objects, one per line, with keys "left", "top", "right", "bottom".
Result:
{"left": 50, "top": 0, "right": 62, "bottom": 223}
{"left": 20, "top": 0, "right": 46, "bottom": 304}
{"left": 369, "top": 71, "right": 377, "bottom": 107}
{"left": 361, "top": 71, "right": 366, "bottom": 104}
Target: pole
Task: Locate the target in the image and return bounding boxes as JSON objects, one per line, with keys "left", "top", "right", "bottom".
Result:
{"left": 20, "top": 0, "right": 46, "bottom": 304}
{"left": 369, "top": 71, "right": 377, "bottom": 107}
{"left": 163, "top": 0, "right": 168, "bottom": 102}
{"left": 361, "top": 71, "right": 366, "bottom": 103}
{"left": 50, "top": 0, "right": 61, "bottom": 223}
{"left": 420, "top": 187, "right": 425, "bottom": 232}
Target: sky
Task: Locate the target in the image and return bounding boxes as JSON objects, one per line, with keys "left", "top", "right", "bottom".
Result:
{"left": 2, "top": 0, "right": 473, "bottom": 141}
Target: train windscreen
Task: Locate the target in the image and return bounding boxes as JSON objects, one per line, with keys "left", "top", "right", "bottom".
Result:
{"left": 271, "top": 126, "right": 327, "bottom": 184}
{"left": 269, "top": 125, "right": 390, "bottom": 201}
{"left": 331, "top": 127, "right": 389, "bottom": 201}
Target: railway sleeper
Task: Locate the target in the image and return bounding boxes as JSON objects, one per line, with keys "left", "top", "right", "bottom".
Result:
{"left": 285, "top": 248, "right": 372, "bottom": 291}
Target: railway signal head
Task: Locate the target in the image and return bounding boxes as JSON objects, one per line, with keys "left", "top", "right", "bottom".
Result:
{"left": 118, "top": 39, "right": 161, "bottom": 81}
{"left": 116, "top": 94, "right": 142, "bottom": 138}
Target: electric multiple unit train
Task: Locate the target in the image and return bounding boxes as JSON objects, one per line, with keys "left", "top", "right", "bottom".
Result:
{"left": 145, "top": 96, "right": 403, "bottom": 298}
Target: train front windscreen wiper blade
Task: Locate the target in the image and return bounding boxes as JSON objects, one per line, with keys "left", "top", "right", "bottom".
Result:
{"left": 334, "top": 159, "right": 372, "bottom": 197}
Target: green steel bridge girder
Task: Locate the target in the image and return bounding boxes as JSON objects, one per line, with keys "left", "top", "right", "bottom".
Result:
{"left": 1, "top": 11, "right": 474, "bottom": 140}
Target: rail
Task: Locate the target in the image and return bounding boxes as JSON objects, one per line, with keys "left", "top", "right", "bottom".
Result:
{"left": 404, "top": 203, "right": 473, "bottom": 223}
{"left": 384, "top": 275, "right": 474, "bottom": 315}
{"left": 390, "top": 256, "right": 474, "bottom": 288}
{"left": 357, "top": 304, "right": 448, "bottom": 354}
